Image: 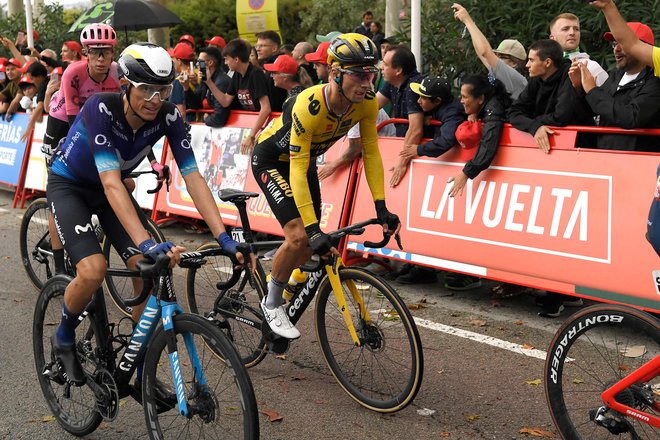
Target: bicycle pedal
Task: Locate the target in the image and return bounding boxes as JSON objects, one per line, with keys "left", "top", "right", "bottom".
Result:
{"left": 266, "top": 337, "right": 290, "bottom": 355}
{"left": 42, "top": 361, "right": 66, "bottom": 385}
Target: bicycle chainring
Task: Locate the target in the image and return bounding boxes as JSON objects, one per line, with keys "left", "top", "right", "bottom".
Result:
{"left": 94, "top": 368, "right": 119, "bottom": 421}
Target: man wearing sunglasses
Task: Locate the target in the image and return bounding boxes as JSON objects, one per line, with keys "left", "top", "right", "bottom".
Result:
{"left": 252, "top": 33, "right": 401, "bottom": 339}
{"left": 47, "top": 43, "right": 254, "bottom": 396}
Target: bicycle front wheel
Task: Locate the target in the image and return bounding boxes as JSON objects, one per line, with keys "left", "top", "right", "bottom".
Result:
{"left": 103, "top": 216, "right": 164, "bottom": 317}
{"left": 142, "top": 313, "right": 259, "bottom": 440}
{"left": 315, "top": 267, "right": 424, "bottom": 413}
{"left": 33, "top": 276, "right": 103, "bottom": 436}
{"left": 20, "top": 199, "right": 55, "bottom": 289}
{"left": 545, "top": 304, "right": 660, "bottom": 440}
{"left": 185, "top": 243, "right": 267, "bottom": 367}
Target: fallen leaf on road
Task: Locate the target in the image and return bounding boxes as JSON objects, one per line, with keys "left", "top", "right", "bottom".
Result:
{"left": 417, "top": 408, "right": 436, "bottom": 416}
{"left": 621, "top": 345, "right": 646, "bottom": 358}
{"left": 466, "top": 414, "right": 480, "bottom": 422}
{"left": 525, "top": 379, "right": 542, "bottom": 386}
{"left": 514, "top": 320, "right": 523, "bottom": 325}
{"left": 519, "top": 427, "right": 556, "bottom": 437}
{"left": 439, "top": 432, "right": 450, "bottom": 437}
{"left": 408, "top": 303, "right": 427, "bottom": 310}
{"left": 274, "top": 354, "right": 287, "bottom": 360}
{"left": 471, "top": 319, "right": 487, "bottom": 327}
{"left": 14, "top": 298, "right": 24, "bottom": 303}
{"left": 619, "top": 364, "right": 631, "bottom": 372}
{"left": 572, "top": 378, "right": 584, "bottom": 385}
{"left": 260, "top": 408, "right": 283, "bottom": 422}
{"left": 521, "top": 343, "right": 535, "bottom": 350}
{"left": 42, "top": 415, "right": 56, "bottom": 423}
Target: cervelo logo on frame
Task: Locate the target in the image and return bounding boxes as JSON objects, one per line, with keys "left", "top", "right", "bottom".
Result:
{"left": 406, "top": 160, "right": 612, "bottom": 263}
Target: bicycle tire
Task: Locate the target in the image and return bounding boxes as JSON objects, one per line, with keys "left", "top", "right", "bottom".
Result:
{"left": 544, "top": 304, "right": 660, "bottom": 440}
{"left": 185, "top": 242, "right": 268, "bottom": 368}
{"left": 315, "top": 266, "right": 424, "bottom": 413}
{"left": 103, "top": 216, "right": 165, "bottom": 317}
{"left": 142, "top": 313, "right": 259, "bottom": 440}
{"left": 33, "top": 275, "right": 103, "bottom": 436}
{"left": 20, "top": 199, "right": 55, "bottom": 290}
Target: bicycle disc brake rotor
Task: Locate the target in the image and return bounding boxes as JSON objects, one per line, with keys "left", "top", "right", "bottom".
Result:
{"left": 358, "top": 321, "right": 385, "bottom": 352}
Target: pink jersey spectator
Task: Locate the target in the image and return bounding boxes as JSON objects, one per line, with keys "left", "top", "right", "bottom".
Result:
{"left": 61, "top": 60, "right": 121, "bottom": 117}
{"left": 48, "top": 89, "right": 67, "bottom": 122}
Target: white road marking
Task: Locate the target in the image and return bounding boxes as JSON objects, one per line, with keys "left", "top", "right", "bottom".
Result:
{"left": 413, "top": 316, "right": 548, "bottom": 361}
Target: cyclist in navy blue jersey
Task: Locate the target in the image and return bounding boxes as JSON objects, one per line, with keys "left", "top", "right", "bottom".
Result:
{"left": 47, "top": 43, "right": 254, "bottom": 387}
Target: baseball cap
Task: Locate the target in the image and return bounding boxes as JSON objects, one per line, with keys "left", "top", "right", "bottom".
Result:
{"left": 264, "top": 54, "right": 299, "bottom": 75}
{"left": 63, "top": 41, "right": 82, "bottom": 57}
{"left": 20, "top": 29, "right": 39, "bottom": 41}
{"left": 305, "top": 42, "right": 331, "bottom": 65}
{"left": 316, "top": 31, "right": 342, "bottom": 43}
{"left": 409, "top": 75, "right": 451, "bottom": 101}
{"left": 604, "top": 22, "right": 654, "bottom": 45}
{"left": 493, "top": 39, "right": 526, "bottom": 62}
{"left": 18, "top": 75, "right": 35, "bottom": 87}
{"left": 0, "top": 65, "right": 5, "bottom": 73}
{"left": 6, "top": 58, "right": 22, "bottom": 68}
{"left": 204, "top": 36, "right": 227, "bottom": 48}
{"left": 455, "top": 120, "right": 483, "bottom": 150}
{"left": 51, "top": 66, "right": 63, "bottom": 76}
{"left": 179, "top": 34, "right": 196, "bottom": 47}
{"left": 173, "top": 42, "right": 196, "bottom": 61}
{"left": 0, "top": 57, "right": 7, "bottom": 65}
{"left": 19, "top": 60, "right": 34, "bottom": 73}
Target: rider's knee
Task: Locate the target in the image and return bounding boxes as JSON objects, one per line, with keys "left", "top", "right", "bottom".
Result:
{"left": 287, "top": 230, "right": 309, "bottom": 252}
{"left": 75, "top": 254, "right": 107, "bottom": 285}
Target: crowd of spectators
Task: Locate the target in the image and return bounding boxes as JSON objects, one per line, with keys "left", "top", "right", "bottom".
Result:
{"left": 1, "top": 0, "right": 658, "bottom": 318}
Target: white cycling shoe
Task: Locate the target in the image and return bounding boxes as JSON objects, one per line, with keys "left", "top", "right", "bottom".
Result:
{"left": 260, "top": 299, "right": 301, "bottom": 340}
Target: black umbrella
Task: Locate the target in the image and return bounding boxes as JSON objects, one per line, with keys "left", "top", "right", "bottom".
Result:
{"left": 69, "top": 0, "right": 183, "bottom": 33}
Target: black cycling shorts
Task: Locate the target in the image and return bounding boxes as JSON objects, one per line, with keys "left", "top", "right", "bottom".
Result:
{"left": 42, "top": 117, "right": 69, "bottom": 166}
{"left": 251, "top": 143, "right": 321, "bottom": 228}
{"left": 46, "top": 173, "right": 150, "bottom": 266}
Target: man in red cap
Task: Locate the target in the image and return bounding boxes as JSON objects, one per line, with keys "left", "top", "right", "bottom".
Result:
{"left": 204, "top": 36, "right": 226, "bottom": 50}
{"left": 170, "top": 42, "right": 200, "bottom": 120}
{"left": 179, "top": 34, "right": 196, "bottom": 49}
{"left": 61, "top": 41, "right": 83, "bottom": 62}
{"left": 0, "top": 58, "right": 23, "bottom": 115}
{"left": 304, "top": 41, "right": 331, "bottom": 83}
{"left": 575, "top": 21, "right": 660, "bottom": 151}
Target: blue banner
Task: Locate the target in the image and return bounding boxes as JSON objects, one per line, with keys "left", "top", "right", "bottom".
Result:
{"left": 0, "top": 114, "right": 30, "bottom": 186}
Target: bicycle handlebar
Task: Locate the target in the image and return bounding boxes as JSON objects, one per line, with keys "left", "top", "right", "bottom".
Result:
{"left": 126, "top": 166, "right": 171, "bottom": 194}
{"left": 121, "top": 254, "right": 172, "bottom": 307}
{"left": 329, "top": 218, "right": 403, "bottom": 250}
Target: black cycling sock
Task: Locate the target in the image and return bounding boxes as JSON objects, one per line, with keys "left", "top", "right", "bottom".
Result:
{"left": 55, "top": 303, "right": 80, "bottom": 346}
{"left": 53, "top": 249, "right": 66, "bottom": 274}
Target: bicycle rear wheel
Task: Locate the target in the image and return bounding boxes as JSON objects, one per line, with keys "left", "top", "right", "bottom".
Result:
{"left": 20, "top": 199, "right": 56, "bottom": 289}
{"left": 33, "top": 276, "right": 103, "bottom": 436}
{"left": 142, "top": 313, "right": 259, "bottom": 440}
{"left": 315, "top": 267, "right": 424, "bottom": 413}
{"left": 103, "top": 216, "right": 165, "bottom": 317}
{"left": 185, "top": 243, "right": 267, "bottom": 367}
{"left": 545, "top": 304, "right": 660, "bottom": 440}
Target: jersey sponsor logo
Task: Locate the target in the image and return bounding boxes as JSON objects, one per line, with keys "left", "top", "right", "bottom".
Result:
{"left": 94, "top": 134, "right": 109, "bottom": 147}
{"left": 289, "top": 145, "right": 301, "bottom": 153}
{"left": 264, "top": 168, "right": 293, "bottom": 204}
{"left": 308, "top": 95, "right": 321, "bottom": 115}
{"left": 292, "top": 113, "right": 306, "bottom": 137}
{"left": 165, "top": 110, "right": 178, "bottom": 126}
{"left": 340, "top": 119, "right": 353, "bottom": 128}
{"left": 112, "top": 124, "right": 129, "bottom": 141}
{"left": 74, "top": 223, "right": 94, "bottom": 234}
{"left": 121, "top": 246, "right": 141, "bottom": 261}
{"left": 142, "top": 124, "right": 161, "bottom": 138}
{"left": 98, "top": 102, "right": 113, "bottom": 119}
{"left": 51, "top": 203, "right": 66, "bottom": 245}
{"left": 181, "top": 139, "right": 191, "bottom": 149}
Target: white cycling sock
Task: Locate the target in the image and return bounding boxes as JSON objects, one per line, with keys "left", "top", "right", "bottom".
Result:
{"left": 266, "top": 276, "right": 286, "bottom": 309}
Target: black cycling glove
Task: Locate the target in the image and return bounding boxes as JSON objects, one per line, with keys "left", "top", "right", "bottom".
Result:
{"left": 375, "top": 200, "right": 400, "bottom": 233}
{"left": 305, "top": 223, "right": 333, "bottom": 256}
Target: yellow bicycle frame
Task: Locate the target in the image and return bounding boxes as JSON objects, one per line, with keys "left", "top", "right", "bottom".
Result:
{"left": 324, "top": 257, "right": 373, "bottom": 347}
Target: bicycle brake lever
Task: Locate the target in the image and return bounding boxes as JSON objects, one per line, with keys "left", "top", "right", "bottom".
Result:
{"left": 395, "top": 233, "right": 403, "bottom": 250}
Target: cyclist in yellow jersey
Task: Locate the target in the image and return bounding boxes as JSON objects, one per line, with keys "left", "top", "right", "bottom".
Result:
{"left": 252, "top": 33, "right": 401, "bottom": 339}
{"left": 589, "top": 1, "right": 660, "bottom": 77}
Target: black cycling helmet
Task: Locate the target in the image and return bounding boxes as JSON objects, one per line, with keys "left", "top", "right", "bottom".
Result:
{"left": 118, "top": 42, "right": 175, "bottom": 85}
{"left": 327, "top": 33, "right": 379, "bottom": 72}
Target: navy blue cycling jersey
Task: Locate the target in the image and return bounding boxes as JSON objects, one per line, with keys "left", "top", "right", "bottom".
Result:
{"left": 51, "top": 92, "right": 197, "bottom": 185}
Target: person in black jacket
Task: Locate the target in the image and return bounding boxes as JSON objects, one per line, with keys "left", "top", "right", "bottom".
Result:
{"left": 508, "top": 39, "right": 591, "bottom": 153}
{"left": 575, "top": 22, "right": 660, "bottom": 152}
{"left": 399, "top": 75, "right": 466, "bottom": 161}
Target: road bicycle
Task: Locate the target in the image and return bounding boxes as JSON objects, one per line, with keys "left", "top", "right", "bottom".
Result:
{"left": 19, "top": 170, "right": 166, "bottom": 307}
{"left": 544, "top": 304, "right": 659, "bottom": 439}
{"left": 183, "top": 189, "right": 424, "bottom": 413}
{"left": 33, "top": 252, "right": 259, "bottom": 439}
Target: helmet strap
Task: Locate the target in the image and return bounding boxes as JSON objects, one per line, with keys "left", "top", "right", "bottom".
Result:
{"left": 124, "top": 86, "right": 149, "bottom": 125}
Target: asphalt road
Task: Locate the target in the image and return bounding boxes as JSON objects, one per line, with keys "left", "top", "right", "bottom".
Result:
{"left": 0, "top": 188, "right": 574, "bottom": 439}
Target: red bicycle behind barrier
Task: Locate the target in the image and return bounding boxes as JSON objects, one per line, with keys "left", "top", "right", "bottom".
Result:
{"left": 544, "top": 304, "right": 659, "bottom": 439}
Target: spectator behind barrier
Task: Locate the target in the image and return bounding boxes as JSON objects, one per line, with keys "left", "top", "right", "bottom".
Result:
{"left": 61, "top": 41, "right": 83, "bottom": 62}
{"left": 576, "top": 22, "right": 660, "bottom": 152}
{"left": 377, "top": 45, "right": 425, "bottom": 187}
{"left": 508, "top": 39, "right": 592, "bottom": 154}
{"left": 170, "top": 42, "right": 201, "bottom": 122}
{"left": 197, "top": 46, "right": 231, "bottom": 128}
{"left": 305, "top": 42, "right": 331, "bottom": 84}
{"left": 216, "top": 38, "right": 272, "bottom": 153}
{"left": 549, "top": 12, "right": 608, "bottom": 87}
{"left": 354, "top": 10, "right": 374, "bottom": 38}
{"left": 256, "top": 30, "right": 287, "bottom": 112}
{"left": 11, "top": 62, "right": 48, "bottom": 138}
{"left": 292, "top": 41, "right": 319, "bottom": 84}
{"left": 263, "top": 54, "right": 312, "bottom": 98}
{"left": 451, "top": 3, "right": 528, "bottom": 100}
{"left": 0, "top": 58, "right": 22, "bottom": 115}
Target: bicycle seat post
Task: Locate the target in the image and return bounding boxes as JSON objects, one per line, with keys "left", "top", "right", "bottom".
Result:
{"left": 234, "top": 200, "right": 255, "bottom": 244}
